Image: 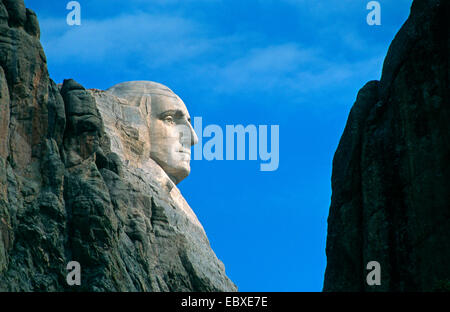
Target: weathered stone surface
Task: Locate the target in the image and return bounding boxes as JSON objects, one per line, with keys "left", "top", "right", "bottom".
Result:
{"left": 0, "top": 0, "right": 66, "bottom": 290}
{"left": 3, "top": 0, "right": 26, "bottom": 28}
{"left": 25, "top": 8, "right": 39, "bottom": 39}
{"left": 324, "top": 0, "right": 449, "bottom": 291}
{"left": 91, "top": 85, "right": 235, "bottom": 291}
{"left": 0, "top": 0, "right": 236, "bottom": 291}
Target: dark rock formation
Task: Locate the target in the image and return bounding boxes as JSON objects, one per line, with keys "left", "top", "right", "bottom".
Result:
{"left": 324, "top": 0, "right": 449, "bottom": 291}
{"left": 0, "top": 0, "right": 236, "bottom": 291}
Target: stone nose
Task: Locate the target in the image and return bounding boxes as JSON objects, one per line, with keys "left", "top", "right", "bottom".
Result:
{"left": 178, "top": 121, "right": 198, "bottom": 147}
{"left": 189, "top": 122, "right": 199, "bottom": 146}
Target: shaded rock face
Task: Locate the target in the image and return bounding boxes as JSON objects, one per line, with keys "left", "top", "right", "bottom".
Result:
{"left": 0, "top": 0, "right": 236, "bottom": 291}
{"left": 324, "top": 0, "right": 449, "bottom": 291}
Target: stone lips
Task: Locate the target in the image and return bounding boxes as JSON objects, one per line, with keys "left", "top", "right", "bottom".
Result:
{"left": 324, "top": 0, "right": 450, "bottom": 291}
{"left": 0, "top": 0, "right": 236, "bottom": 291}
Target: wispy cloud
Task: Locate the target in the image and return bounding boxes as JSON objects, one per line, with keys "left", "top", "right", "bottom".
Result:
{"left": 193, "top": 43, "right": 382, "bottom": 95}
{"left": 40, "top": 13, "right": 210, "bottom": 66}
{"left": 37, "top": 0, "right": 396, "bottom": 100}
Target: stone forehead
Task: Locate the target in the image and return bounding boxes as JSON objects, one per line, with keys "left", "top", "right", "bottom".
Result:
{"left": 107, "top": 81, "right": 180, "bottom": 104}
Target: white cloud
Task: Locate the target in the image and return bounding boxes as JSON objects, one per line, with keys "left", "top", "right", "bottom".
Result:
{"left": 40, "top": 13, "right": 212, "bottom": 67}
{"left": 194, "top": 43, "right": 383, "bottom": 94}
{"left": 38, "top": 3, "right": 387, "bottom": 99}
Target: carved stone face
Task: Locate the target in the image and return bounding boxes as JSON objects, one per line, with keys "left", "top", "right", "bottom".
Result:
{"left": 149, "top": 94, "right": 198, "bottom": 184}
{"left": 106, "top": 81, "right": 198, "bottom": 185}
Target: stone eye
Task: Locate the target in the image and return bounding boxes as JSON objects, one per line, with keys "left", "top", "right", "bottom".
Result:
{"left": 163, "top": 116, "right": 175, "bottom": 124}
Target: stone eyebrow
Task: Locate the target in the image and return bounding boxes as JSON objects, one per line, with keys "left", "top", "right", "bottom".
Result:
{"left": 159, "top": 109, "right": 186, "bottom": 119}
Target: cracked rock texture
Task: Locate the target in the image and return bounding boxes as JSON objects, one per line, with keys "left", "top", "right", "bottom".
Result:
{"left": 324, "top": 0, "right": 449, "bottom": 291}
{"left": 0, "top": 0, "right": 236, "bottom": 291}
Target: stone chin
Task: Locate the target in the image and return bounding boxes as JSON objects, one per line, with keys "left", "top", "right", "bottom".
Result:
{"left": 151, "top": 153, "right": 192, "bottom": 185}
{"left": 163, "top": 164, "right": 191, "bottom": 185}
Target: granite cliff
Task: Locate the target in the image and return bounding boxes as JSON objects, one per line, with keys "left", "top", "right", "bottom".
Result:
{"left": 0, "top": 0, "right": 236, "bottom": 291}
{"left": 324, "top": 0, "right": 449, "bottom": 291}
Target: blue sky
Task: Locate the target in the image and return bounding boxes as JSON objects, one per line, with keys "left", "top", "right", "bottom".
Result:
{"left": 26, "top": 0, "right": 413, "bottom": 291}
